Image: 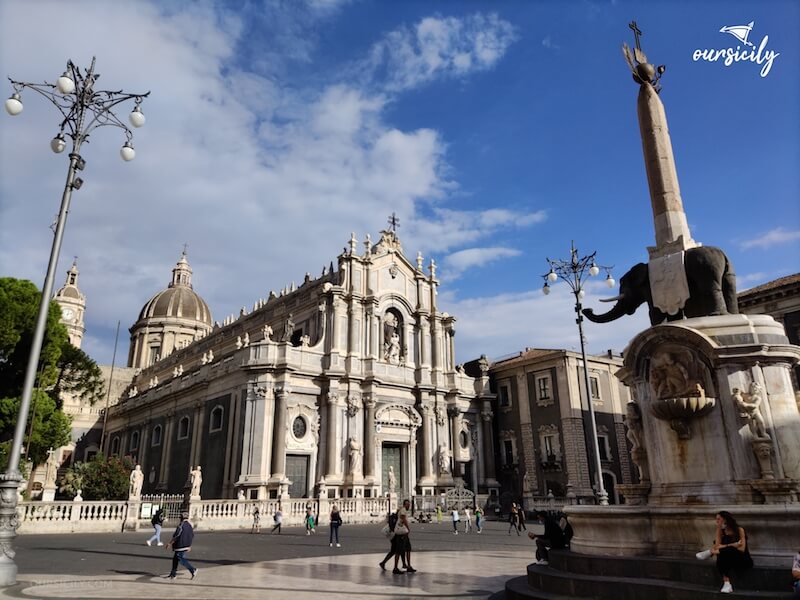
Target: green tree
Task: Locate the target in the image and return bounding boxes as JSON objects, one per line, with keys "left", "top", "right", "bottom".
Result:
{"left": 0, "top": 277, "right": 68, "bottom": 398}
{"left": 59, "top": 459, "right": 91, "bottom": 498}
{"left": 51, "top": 343, "right": 105, "bottom": 407}
{"left": 0, "top": 390, "right": 71, "bottom": 467}
{"left": 78, "top": 454, "right": 134, "bottom": 500}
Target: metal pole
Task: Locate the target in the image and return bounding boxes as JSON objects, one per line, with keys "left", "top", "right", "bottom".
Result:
{"left": 575, "top": 299, "right": 609, "bottom": 506}
{"left": 0, "top": 153, "right": 78, "bottom": 585}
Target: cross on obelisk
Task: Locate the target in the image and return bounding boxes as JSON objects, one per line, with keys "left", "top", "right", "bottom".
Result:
{"left": 387, "top": 212, "right": 400, "bottom": 233}
{"left": 182, "top": 242, "right": 189, "bottom": 256}
{"left": 629, "top": 20, "right": 643, "bottom": 51}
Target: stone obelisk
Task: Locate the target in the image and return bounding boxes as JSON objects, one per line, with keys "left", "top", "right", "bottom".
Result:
{"left": 626, "top": 22, "right": 698, "bottom": 260}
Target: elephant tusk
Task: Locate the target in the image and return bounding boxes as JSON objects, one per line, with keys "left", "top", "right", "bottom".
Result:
{"left": 599, "top": 293, "right": 625, "bottom": 303}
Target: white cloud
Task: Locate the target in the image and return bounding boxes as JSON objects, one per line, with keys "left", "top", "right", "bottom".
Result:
{"left": 405, "top": 208, "right": 546, "bottom": 255}
{"left": 740, "top": 228, "right": 800, "bottom": 250}
{"left": 366, "top": 13, "right": 517, "bottom": 92}
{"left": 443, "top": 247, "right": 521, "bottom": 278}
{"left": 446, "top": 280, "right": 651, "bottom": 363}
{"left": 542, "top": 36, "right": 560, "bottom": 50}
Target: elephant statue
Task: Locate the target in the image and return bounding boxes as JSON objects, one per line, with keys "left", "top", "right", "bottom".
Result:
{"left": 583, "top": 246, "right": 738, "bottom": 326}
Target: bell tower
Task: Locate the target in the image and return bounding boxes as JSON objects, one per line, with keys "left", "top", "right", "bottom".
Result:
{"left": 54, "top": 259, "right": 86, "bottom": 348}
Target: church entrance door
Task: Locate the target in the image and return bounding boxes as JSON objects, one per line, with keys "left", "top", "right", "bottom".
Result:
{"left": 286, "top": 454, "right": 309, "bottom": 498}
{"left": 382, "top": 443, "right": 406, "bottom": 500}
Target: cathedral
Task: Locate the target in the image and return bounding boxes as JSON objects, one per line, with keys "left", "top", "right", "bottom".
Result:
{"left": 99, "top": 227, "right": 499, "bottom": 502}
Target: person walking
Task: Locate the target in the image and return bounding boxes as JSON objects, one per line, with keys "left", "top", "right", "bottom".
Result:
{"left": 394, "top": 499, "right": 416, "bottom": 574}
{"left": 147, "top": 507, "right": 166, "bottom": 546}
{"left": 518, "top": 505, "right": 528, "bottom": 531}
{"left": 463, "top": 507, "right": 472, "bottom": 533}
{"left": 271, "top": 508, "right": 283, "bottom": 534}
{"left": 166, "top": 511, "right": 197, "bottom": 580}
{"left": 451, "top": 507, "right": 461, "bottom": 534}
{"left": 508, "top": 503, "right": 520, "bottom": 535}
{"left": 251, "top": 507, "right": 261, "bottom": 534}
{"left": 475, "top": 506, "right": 483, "bottom": 534}
{"left": 379, "top": 511, "right": 409, "bottom": 572}
{"left": 305, "top": 506, "right": 316, "bottom": 535}
{"left": 436, "top": 505, "right": 442, "bottom": 524}
{"left": 791, "top": 549, "right": 800, "bottom": 598}
{"left": 329, "top": 504, "right": 342, "bottom": 547}
{"left": 695, "top": 511, "right": 753, "bottom": 593}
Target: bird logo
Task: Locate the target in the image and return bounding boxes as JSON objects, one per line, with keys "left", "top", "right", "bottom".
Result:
{"left": 719, "top": 21, "right": 755, "bottom": 47}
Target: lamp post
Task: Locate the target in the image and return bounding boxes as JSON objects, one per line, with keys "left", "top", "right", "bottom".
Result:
{"left": 1, "top": 58, "right": 149, "bottom": 585}
{"left": 542, "top": 242, "right": 614, "bottom": 506}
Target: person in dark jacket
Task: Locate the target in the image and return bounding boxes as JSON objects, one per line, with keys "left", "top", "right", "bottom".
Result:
{"left": 146, "top": 508, "right": 165, "bottom": 546}
{"left": 528, "top": 510, "right": 566, "bottom": 565}
{"left": 166, "top": 511, "right": 197, "bottom": 580}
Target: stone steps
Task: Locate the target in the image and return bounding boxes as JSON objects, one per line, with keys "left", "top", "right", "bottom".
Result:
{"left": 501, "top": 550, "right": 796, "bottom": 599}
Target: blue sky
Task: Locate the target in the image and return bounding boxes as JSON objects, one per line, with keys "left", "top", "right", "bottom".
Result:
{"left": 1, "top": 0, "right": 798, "bottom": 366}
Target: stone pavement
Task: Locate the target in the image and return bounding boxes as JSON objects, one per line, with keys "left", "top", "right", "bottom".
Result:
{"left": 1, "top": 519, "right": 540, "bottom": 600}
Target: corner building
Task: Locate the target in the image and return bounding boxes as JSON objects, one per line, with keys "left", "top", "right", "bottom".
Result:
{"left": 104, "top": 229, "right": 499, "bottom": 503}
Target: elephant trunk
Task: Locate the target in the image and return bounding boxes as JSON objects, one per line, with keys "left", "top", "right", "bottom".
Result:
{"left": 582, "top": 299, "right": 631, "bottom": 324}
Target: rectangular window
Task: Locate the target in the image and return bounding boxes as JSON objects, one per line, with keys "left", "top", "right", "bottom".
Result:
{"left": 149, "top": 346, "right": 161, "bottom": 366}
{"left": 499, "top": 385, "right": 510, "bottom": 407}
{"left": 503, "top": 440, "right": 514, "bottom": 465}
{"left": 537, "top": 376, "right": 551, "bottom": 400}
{"left": 543, "top": 435, "right": 554, "bottom": 457}
{"left": 590, "top": 377, "right": 600, "bottom": 400}
{"left": 597, "top": 435, "right": 610, "bottom": 461}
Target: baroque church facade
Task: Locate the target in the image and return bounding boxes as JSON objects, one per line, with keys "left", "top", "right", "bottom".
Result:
{"left": 102, "top": 228, "right": 499, "bottom": 502}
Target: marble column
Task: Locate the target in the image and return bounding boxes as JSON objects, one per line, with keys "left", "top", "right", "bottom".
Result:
{"left": 270, "top": 387, "right": 289, "bottom": 480}
{"left": 481, "top": 409, "right": 497, "bottom": 483}
{"left": 364, "top": 396, "right": 376, "bottom": 478}
{"left": 138, "top": 421, "right": 150, "bottom": 476}
{"left": 157, "top": 412, "right": 174, "bottom": 491}
{"left": 326, "top": 392, "right": 340, "bottom": 480}
{"left": 419, "top": 404, "right": 433, "bottom": 481}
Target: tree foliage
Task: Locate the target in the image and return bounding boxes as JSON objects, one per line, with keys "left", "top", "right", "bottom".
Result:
{"left": 0, "top": 277, "right": 103, "bottom": 469}
{"left": 0, "top": 277, "right": 68, "bottom": 398}
{"left": 0, "top": 390, "right": 71, "bottom": 466}
{"left": 72, "top": 454, "right": 134, "bottom": 501}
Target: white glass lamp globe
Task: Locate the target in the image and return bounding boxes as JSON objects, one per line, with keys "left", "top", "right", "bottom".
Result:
{"left": 589, "top": 264, "right": 600, "bottom": 276}
{"left": 547, "top": 270, "right": 557, "bottom": 283}
{"left": 120, "top": 142, "right": 135, "bottom": 161}
{"left": 50, "top": 134, "right": 66, "bottom": 153}
{"left": 56, "top": 73, "right": 75, "bottom": 94}
{"left": 606, "top": 274, "right": 615, "bottom": 288}
{"left": 129, "top": 106, "right": 145, "bottom": 128}
{"left": 542, "top": 283, "right": 551, "bottom": 296}
{"left": 5, "top": 93, "right": 23, "bottom": 115}
{"left": 578, "top": 289, "right": 586, "bottom": 299}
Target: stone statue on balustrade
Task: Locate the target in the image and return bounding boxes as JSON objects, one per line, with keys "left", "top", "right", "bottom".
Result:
{"left": 129, "top": 465, "right": 144, "bottom": 498}
{"left": 190, "top": 465, "right": 203, "bottom": 497}
{"left": 43, "top": 449, "right": 59, "bottom": 489}
{"left": 281, "top": 313, "right": 295, "bottom": 343}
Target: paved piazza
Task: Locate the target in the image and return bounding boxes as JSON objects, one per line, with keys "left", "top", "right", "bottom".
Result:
{"left": 1, "top": 520, "right": 539, "bottom": 599}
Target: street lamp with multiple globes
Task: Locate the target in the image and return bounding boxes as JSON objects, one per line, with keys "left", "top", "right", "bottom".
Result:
{"left": 542, "top": 242, "right": 615, "bottom": 506}
{"left": 1, "top": 58, "right": 149, "bottom": 585}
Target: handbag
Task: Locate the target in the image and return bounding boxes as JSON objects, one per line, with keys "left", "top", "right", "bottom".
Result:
{"left": 394, "top": 524, "right": 409, "bottom": 536}
{"left": 381, "top": 524, "right": 395, "bottom": 539}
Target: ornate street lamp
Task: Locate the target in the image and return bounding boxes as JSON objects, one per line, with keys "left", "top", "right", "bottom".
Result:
{"left": 1, "top": 58, "right": 149, "bottom": 585}
{"left": 542, "top": 242, "right": 615, "bottom": 506}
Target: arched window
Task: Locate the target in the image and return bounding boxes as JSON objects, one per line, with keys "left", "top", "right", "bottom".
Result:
{"left": 130, "top": 430, "right": 140, "bottom": 451}
{"left": 177, "top": 416, "right": 190, "bottom": 440}
{"left": 152, "top": 424, "right": 163, "bottom": 447}
{"left": 209, "top": 406, "right": 224, "bottom": 433}
{"left": 110, "top": 436, "right": 120, "bottom": 456}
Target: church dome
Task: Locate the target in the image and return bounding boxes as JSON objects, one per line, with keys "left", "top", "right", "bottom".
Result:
{"left": 128, "top": 251, "right": 212, "bottom": 369}
{"left": 136, "top": 252, "right": 212, "bottom": 326}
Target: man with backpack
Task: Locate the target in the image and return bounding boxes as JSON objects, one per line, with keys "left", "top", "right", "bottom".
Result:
{"left": 146, "top": 507, "right": 165, "bottom": 547}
